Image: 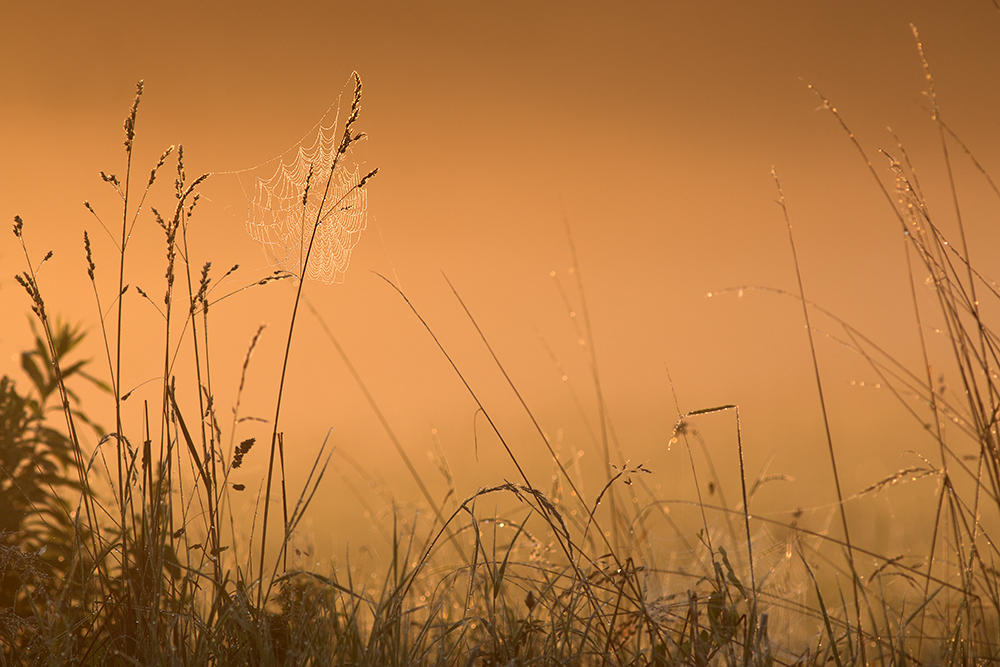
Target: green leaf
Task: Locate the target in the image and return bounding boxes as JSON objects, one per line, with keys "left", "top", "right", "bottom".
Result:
{"left": 20, "top": 352, "right": 46, "bottom": 399}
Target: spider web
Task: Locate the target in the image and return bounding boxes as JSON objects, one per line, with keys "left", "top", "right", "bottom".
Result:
{"left": 245, "top": 107, "right": 368, "bottom": 285}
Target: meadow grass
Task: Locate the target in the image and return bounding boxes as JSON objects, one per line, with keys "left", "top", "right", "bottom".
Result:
{"left": 3, "top": 37, "right": 1000, "bottom": 665}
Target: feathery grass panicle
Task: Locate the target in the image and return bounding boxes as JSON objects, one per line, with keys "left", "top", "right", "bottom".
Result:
{"left": 337, "top": 72, "right": 364, "bottom": 157}
{"left": 124, "top": 80, "right": 143, "bottom": 151}
{"left": 232, "top": 438, "right": 255, "bottom": 470}
{"left": 83, "top": 231, "right": 95, "bottom": 280}
{"left": 148, "top": 145, "right": 174, "bottom": 188}
{"left": 196, "top": 261, "right": 212, "bottom": 314}
{"left": 358, "top": 166, "right": 379, "bottom": 189}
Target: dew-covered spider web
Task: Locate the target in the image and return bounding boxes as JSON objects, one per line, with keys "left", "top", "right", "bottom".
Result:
{"left": 243, "top": 89, "right": 369, "bottom": 284}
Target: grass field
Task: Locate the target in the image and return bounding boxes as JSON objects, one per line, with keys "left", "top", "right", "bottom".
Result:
{"left": 3, "top": 41, "right": 1000, "bottom": 666}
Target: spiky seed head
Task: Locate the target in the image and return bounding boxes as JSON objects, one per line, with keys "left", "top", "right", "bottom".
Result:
{"left": 124, "top": 80, "right": 143, "bottom": 151}
{"left": 358, "top": 168, "right": 379, "bottom": 189}
{"left": 83, "top": 231, "right": 95, "bottom": 279}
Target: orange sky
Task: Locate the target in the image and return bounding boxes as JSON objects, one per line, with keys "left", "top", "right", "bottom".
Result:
{"left": 3, "top": 2, "right": 999, "bottom": 562}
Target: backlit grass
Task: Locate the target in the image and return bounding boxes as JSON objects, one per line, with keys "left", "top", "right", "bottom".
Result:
{"left": 3, "top": 34, "right": 1000, "bottom": 665}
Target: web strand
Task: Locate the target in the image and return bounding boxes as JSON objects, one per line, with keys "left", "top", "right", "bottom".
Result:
{"left": 240, "top": 86, "right": 369, "bottom": 285}
{"left": 206, "top": 73, "right": 370, "bottom": 284}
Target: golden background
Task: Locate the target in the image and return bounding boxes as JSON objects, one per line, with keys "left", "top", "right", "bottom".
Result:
{"left": 2, "top": 1, "right": 999, "bottom": 563}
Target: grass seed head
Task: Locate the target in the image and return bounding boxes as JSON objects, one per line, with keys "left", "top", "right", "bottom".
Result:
{"left": 83, "top": 231, "right": 95, "bottom": 279}
{"left": 124, "top": 79, "right": 143, "bottom": 151}
{"left": 233, "top": 437, "right": 255, "bottom": 469}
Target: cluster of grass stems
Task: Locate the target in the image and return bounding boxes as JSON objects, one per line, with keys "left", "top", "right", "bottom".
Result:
{"left": 3, "top": 33, "right": 1000, "bottom": 665}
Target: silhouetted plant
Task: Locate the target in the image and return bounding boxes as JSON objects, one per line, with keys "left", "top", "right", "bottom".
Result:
{"left": 0, "top": 319, "right": 105, "bottom": 612}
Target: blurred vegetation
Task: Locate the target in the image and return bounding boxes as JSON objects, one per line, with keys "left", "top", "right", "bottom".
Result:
{"left": 0, "top": 319, "right": 105, "bottom": 611}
